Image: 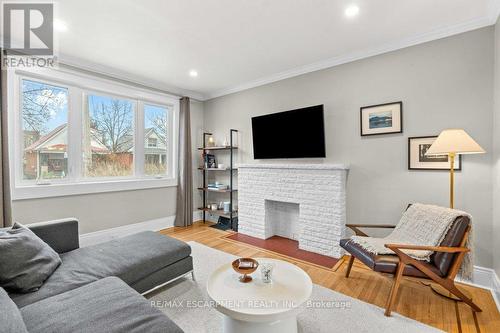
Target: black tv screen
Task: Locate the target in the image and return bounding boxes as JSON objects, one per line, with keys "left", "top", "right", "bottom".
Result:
{"left": 251, "top": 105, "right": 326, "bottom": 159}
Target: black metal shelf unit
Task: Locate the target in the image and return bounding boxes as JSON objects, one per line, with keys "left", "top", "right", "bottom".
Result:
{"left": 198, "top": 129, "right": 238, "bottom": 230}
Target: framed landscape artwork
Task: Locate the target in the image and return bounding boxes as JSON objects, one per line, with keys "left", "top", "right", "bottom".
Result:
{"left": 408, "top": 136, "right": 461, "bottom": 170}
{"left": 360, "top": 101, "right": 403, "bottom": 136}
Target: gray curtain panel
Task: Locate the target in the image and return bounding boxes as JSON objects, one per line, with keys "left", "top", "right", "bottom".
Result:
{"left": 0, "top": 50, "right": 12, "bottom": 228}
{"left": 174, "top": 97, "right": 193, "bottom": 227}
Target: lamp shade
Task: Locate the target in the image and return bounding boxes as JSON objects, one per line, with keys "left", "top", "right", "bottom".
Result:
{"left": 425, "top": 129, "right": 485, "bottom": 155}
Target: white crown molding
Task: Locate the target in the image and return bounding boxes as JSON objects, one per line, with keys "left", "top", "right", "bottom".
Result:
{"left": 0, "top": 43, "right": 207, "bottom": 100}
{"left": 57, "top": 54, "right": 207, "bottom": 101}
{"left": 205, "top": 15, "right": 495, "bottom": 100}
{"left": 488, "top": 0, "right": 500, "bottom": 24}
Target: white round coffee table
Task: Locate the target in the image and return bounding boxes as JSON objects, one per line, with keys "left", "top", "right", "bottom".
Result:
{"left": 207, "top": 258, "right": 312, "bottom": 333}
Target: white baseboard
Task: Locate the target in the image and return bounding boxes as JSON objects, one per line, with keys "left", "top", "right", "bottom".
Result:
{"left": 79, "top": 218, "right": 500, "bottom": 311}
{"left": 457, "top": 266, "right": 500, "bottom": 311}
{"left": 492, "top": 270, "right": 500, "bottom": 310}
{"left": 193, "top": 210, "right": 203, "bottom": 222}
{"left": 80, "top": 211, "right": 200, "bottom": 247}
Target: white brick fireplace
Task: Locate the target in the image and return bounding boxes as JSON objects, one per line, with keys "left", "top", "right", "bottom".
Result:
{"left": 237, "top": 164, "right": 349, "bottom": 258}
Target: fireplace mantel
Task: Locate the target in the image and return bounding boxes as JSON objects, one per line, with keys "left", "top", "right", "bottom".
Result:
{"left": 237, "top": 163, "right": 349, "bottom": 171}
{"left": 237, "top": 163, "right": 348, "bottom": 258}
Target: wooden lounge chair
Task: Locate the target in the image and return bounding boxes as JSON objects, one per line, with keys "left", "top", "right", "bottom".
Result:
{"left": 340, "top": 214, "right": 482, "bottom": 316}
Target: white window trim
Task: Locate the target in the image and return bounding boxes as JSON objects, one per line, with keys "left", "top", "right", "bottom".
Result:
{"left": 8, "top": 67, "right": 180, "bottom": 201}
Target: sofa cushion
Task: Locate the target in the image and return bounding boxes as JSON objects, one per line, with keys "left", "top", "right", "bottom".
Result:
{"left": 0, "top": 223, "right": 61, "bottom": 293}
{"left": 20, "top": 277, "right": 183, "bottom": 333}
{"left": 0, "top": 288, "right": 29, "bottom": 333}
{"left": 11, "top": 231, "right": 191, "bottom": 307}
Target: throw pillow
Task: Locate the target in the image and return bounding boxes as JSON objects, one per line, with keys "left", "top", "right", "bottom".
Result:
{"left": 0, "top": 223, "right": 62, "bottom": 293}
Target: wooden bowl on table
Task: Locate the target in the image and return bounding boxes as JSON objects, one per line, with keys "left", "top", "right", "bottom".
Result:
{"left": 231, "top": 258, "right": 259, "bottom": 283}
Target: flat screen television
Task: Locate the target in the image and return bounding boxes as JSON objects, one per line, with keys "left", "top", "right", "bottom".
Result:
{"left": 251, "top": 105, "right": 326, "bottom": 159}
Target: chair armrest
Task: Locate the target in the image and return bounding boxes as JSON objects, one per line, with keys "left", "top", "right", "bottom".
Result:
{"left": 28, "top": 218, "right": 79, "bottom": 254}
{"left": 384, "top": 243, "right": 469, "bottom": 253}
{"left": 346, "top": 224, "right": 396, "bottom": 237}
{"left": 346, "top": 224, "right": 396, "bottom": 228}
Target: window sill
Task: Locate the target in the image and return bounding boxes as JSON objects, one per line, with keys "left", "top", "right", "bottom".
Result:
{"left": 12, "top": 177, "right": 177, "bottom": 201}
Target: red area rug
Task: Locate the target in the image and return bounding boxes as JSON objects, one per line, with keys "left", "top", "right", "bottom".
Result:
{"left": 225, "top": 233, "right": 339, "bottom": 269}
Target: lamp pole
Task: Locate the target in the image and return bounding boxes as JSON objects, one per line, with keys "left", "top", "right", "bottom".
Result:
{"left": 449, "top": 153, "right": 455, "bottom": 209}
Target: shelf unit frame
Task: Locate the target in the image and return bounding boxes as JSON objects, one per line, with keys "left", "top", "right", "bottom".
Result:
{"left": 198, "top": 129, "right": 238, "bottom": 230}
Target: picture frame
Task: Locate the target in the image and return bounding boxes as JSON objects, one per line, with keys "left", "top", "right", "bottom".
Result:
{"left": 408, "top": 136, "right": 462, "bottom": 171}
{"left": 360, "top": 101, "right": 403, "bottom": 136}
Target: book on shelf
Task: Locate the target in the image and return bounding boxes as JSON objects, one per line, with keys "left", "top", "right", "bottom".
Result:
{"left": 204, "top": 154, "right": 217, "bottom": 169}
{"left": 208, "top": 183, "right": 229, "bottom": 190}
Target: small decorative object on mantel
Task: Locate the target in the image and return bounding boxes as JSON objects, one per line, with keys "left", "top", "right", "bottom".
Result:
{"left": 232, "top": 258, "right": 259, "bottom": 283}
{"left": 408, "top": 136, "right": 462, "bottom": 171}
{"left": 360, "top": 101, "right": 403, "bottom": 136}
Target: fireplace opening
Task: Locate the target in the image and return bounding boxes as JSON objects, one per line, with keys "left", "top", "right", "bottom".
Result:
{"left": 264, "top": 200, "right": 301, "bottom": 240}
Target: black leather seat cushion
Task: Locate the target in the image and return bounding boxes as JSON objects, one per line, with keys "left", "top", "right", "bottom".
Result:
{"left": 340, "top": 239, "right": 443, "bottom": 278}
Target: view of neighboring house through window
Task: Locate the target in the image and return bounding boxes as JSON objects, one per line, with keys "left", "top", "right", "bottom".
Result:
{"left": 22, "top": 80, "right": 69, "bottom": 180}
{"left": 83, "top": 95, "right": 135, "bottom": 177}
{"left": 144, "top": 104, "right": 168, "bottom": 176}
{"left": 14, "top": 72, "right": 177, "bottom": 197}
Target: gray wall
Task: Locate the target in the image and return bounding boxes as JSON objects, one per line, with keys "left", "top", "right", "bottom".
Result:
{"left": 11, "top": 100, "right": 204, "bottom": 234}
{"left": 493, "top": 16, "right": 500, "bottom": 277}
{"left": 204, "top": 28, "right": 494, "bottom": 268}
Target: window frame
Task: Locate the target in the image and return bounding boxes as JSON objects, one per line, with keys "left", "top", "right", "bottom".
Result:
{"left": 83, "top": 90, "right": 138, "bottom": 180}
{"left": 8, "top": 67, "right": 180, "bottom": 200}
{"left": 143, "top": 102, "right": 172, "bottom": 177}
{"left": 17, "top": 77, "right": 72, "bottom": 184}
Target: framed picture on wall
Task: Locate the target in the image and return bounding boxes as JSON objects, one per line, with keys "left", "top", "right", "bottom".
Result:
{"left": 360, "top": 101, "right": 403, "bottom": 136}
{"left": 408, "top": 136, "right": 461, "bottom": 170}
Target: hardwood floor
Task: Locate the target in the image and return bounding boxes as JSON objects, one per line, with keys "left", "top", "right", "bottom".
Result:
{"left": 160, "top": 222, "right": 500, "bottom": 333}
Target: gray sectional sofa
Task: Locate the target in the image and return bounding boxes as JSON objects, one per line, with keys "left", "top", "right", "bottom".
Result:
{"left": 1, "top": 218, "right": 193, "bottom": 333}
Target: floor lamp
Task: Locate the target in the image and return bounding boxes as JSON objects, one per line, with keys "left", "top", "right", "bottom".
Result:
{"left": 425, "top": 129, "right": 485, "bottom": 209}
{"left": 424, "top": 129, "right": 484, "bottom": 299}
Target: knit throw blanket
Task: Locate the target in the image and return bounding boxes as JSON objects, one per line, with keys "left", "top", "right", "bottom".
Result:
{"left": 349, "top": 203, "right": 473, "bottom": 281}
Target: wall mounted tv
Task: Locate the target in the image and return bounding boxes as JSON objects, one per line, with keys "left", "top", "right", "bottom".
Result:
{"left": 251, "top": 105, "right": 326, "bottom": 159}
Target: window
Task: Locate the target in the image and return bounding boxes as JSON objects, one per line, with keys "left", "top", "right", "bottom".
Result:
{"left": 148, "top": 138, "right": 157, "bottom": 147}
{"left": 144, "top": 104, "right": 169, "bottom": 176}
{"left": 11, "top": 69, "right": 179, "bottom": 200}
{"left": 83, "top": 95, "right": 135, "bottom": 177}
{"left": 21, "top": 80, "right": 69, "bottom": 181}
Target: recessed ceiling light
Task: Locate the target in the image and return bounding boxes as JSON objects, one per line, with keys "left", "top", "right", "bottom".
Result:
{"left": 345, "top": 5, "right": 360, "bottom": 18}
{"left": 54, "top": 20, "right": 68, "bottom": 32}
{"left": 189, "top": 70, "right": 198, "bottom": 77}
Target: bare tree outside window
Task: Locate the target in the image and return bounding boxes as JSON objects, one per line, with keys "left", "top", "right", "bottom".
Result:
{"left": 22, "top": 80, "right": 68, "bottom": 180}
{"left": 83, "top": 95, "right": 135, "bottom": 177}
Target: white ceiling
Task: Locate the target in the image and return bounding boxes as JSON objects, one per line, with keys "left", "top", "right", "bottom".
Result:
{"left": 8, "top": 0, "right": 500, "bottom": 99}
